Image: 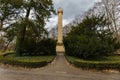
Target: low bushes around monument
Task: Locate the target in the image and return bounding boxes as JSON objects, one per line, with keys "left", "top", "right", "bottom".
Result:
{"left": 64, "top": 35, "right": 120, "bottom": 59}
{"left": 16, "top": 38, "right": 57, "bottom": 56}
{"left": 0, "top": 53, "right": 55, "bottom": 68}
{"left": 35, "top": 38, "right": 57, "bottom": 56}
{"left": 66, "top": 56, "right": 120, "bottom": 70}
{"left": 0, "top": 38, "right": 56, "bottom": 68}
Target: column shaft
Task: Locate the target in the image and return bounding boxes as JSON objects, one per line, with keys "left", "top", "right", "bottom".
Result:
{"left": 58, "top": 12, "right": 63, "bottom": 43}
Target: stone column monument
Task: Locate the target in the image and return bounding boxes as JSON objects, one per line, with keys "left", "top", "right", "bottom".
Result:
{"left": 56, "top": 8, "right": 65, "bottom": 53}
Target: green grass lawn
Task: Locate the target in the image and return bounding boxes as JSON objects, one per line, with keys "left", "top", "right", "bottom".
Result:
{"left": 66, "top": 55, "right": 120, "bottom": 70}
{"left": 0, "top": 53, "right": 55, "bottom": 68}
{"left": 4, "top": 54, "right": 55, "bottom": 63}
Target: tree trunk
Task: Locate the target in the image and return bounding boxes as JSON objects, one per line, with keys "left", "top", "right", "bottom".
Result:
{"left": 0, "top": 20, "right": 3, "bottom": 31}
{"left": 16, "top": 7, "right": 31, "bottom": 56}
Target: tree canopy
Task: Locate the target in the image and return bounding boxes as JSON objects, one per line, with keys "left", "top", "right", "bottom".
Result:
{"left": 64, "top": 15, "right": 120, "bottom": 59}
{"left": 0, "top": 0, "right": 55, "bottom": 55}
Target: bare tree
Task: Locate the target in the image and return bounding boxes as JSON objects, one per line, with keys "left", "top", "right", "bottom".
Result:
{"left": 63, "top": 23, "right": 73, "bottom": 36}
{"left": 49, "top": 26, "right": 58, "bottom": 39}
{"left": 102, "top": 0, "right": 120, "bottom": 36}
{"left": 84, "top": 0, "right": 120, "bottom": 39}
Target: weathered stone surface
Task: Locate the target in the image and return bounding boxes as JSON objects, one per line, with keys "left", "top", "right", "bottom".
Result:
{"left": 56, "top": 8, "right": 65, "bottom": 53}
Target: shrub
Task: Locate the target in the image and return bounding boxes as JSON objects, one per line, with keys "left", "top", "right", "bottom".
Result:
{"left": 64, "top": 15, "right": 120, "bottom": 59}
{"left": 64, "top": 35, "right": 119, "bottom": 59}
{"left": 35, "top": 39, "right": 57, "bottom": 56}
{"left": 17, "top": 38, "right": 56, "bottom": 56}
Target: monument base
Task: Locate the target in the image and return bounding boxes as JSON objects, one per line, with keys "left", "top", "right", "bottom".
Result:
{"left": 56, "top": 42, "right": 65, "bottom": 53}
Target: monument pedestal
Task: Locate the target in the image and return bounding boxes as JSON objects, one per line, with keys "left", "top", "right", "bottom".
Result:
{"left": 56, "top": 42, "right": 65, "bottom": 53}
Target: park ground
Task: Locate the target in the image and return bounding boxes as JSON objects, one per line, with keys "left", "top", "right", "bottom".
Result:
{"left": 0, "top": 54, "right": 120, "bottom": 80}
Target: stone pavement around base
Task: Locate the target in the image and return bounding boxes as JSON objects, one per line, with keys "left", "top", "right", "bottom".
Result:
{"left": 0, "top": 54, "right": 120, "bottom": 80}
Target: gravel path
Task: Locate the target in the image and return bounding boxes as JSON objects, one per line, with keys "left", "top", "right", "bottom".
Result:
{"left": 0, "top": 54, "right": 120, "bottom": 80}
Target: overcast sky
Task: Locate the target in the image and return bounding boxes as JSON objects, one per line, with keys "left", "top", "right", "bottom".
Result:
{"left": 46, "top": 0, "right": 100, "bottom": 29}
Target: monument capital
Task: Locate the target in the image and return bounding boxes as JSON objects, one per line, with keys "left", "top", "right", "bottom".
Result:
{"left": 58, "top": 8, "right": 63, "bottom": 14}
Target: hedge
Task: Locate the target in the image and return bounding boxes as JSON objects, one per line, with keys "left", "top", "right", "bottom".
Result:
{"left": 16, "top": 38, "right": 57, "bottom": 56}
{"left": 66, "top": 56, "right": 120, "bottom": 71}
{"left": 0, "top": 53, "right": 55, "bottom": 68}
{"left": 73, "top": 61, "right": 120, "bottom": 70}
{"left": 0, "top": 59, "right": 47, "bottom": 68}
